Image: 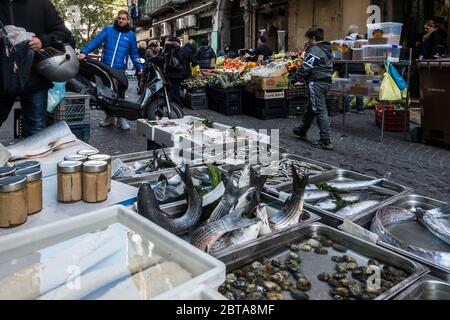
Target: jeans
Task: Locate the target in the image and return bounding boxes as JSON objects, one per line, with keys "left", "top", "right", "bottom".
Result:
{"left": 300, "top": 81, "right": 332, "bottom": 141}
{"left": 169, "top": 78, "right": 181, "bottom": 100}
{"left": 344, "top": 95, "right": 364, "bottom": 113}
{"left": 0, "top": 90, "right": 48, "bottom": 137}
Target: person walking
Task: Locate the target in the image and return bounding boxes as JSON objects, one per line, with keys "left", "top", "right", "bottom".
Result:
{"left": 145, "top": 40, "right": 161, "bottom": 59}
{"left": 78, "top": 10, "right": 143, "bottom": 131}
{"left": 254, "top": 36, "right": 273, "bottom": 61}
{"left": 420, "top": 20, "right": 447, "bottom": 59}
{"left": 293, "top": 27, "right": 334, "bottom": 150}
{"left": 162, "top": 36, "right": 184, "bottom": 100}
{"left": 0, "top": 0, "right": 74, "bottom": 137}
{"left": 195, "top": 39, "right": 216, "bottom": 69}
{"left": 182, "top": 39, "right": 198, "bottom": 78}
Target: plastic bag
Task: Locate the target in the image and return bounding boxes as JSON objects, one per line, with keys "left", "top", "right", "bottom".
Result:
{"left": 190, "top": 64, "right": 200, "bottom": 76}
{"left": 387, "top": 61, "right": 408, "bottom": 91}
{"left": 215, "top": 56, "right": 225, "bottom": 67}
{"left": 332, "top": 71, "right": 339, "bottom": 78}
{"left": 47, "top": 82, "right": 66, "bottom": 113}
{"left": 379, "top": 72, "right": 402, "bottom": 102}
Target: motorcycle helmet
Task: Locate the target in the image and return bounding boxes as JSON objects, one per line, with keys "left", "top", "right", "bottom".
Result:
{"left": 34, "top": 44, "right": 79, "bottom": 82}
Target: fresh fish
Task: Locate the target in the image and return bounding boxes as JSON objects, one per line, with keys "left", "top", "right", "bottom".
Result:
{"left": 137, "top": 164, "right": 202, "bottom": 235}
{"left": 315, "top": 198, "right": 337, "bottom": 211}
{"left": 6, "top": 122, "right": 79, "bottom": 161}
{"left": 371, "top": 206, "right": 450, "bottom": 269}
{"left": 270, "top": 165, "right": 308, "bottom": 231}
{"left": 207, "top": 171, "right": 247, "bottom": 223}
{"left": 191, "top": 168, "right": 210, "bottom": 185}
{"left": 249, "top": 166, "right": 268, "bottom": 206}
{"left": 279, "top": 189, "right": 329, "bottom": 203}
{"left": 335, "top": 200, "right": 380, "bottom": 217}
{"left": 151, "top": 179, "right": 182, "bottom": 203}
{"left": 0, "top": 143, "right": 11, "bottom": 166}
{"left": 257, "top": 204, "right": 272, "bottom": 236}
{"left": 340, "top": 193, "right": 363, "bottom": 202}
{"left": 417, "top": 204, "right": 450, "bottom": 245}
{"left": 191, "top": 208, "right": 255, "bottom": 252}
{"left": 327, "top": 179, "right": 384, "bottom": 191}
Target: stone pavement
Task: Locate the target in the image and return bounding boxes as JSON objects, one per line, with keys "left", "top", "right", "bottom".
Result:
{"left": 1, "top": 80, "right": 449, "bottom": 202}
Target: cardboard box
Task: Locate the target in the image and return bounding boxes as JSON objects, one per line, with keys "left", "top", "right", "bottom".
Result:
{"left": 255, "top": 90, "right": 286, "bottom": 100}
{"left": 253, "top": 76, "right": 289, "bottom": 91}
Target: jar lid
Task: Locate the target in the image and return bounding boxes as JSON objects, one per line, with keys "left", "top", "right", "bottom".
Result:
{"left": 15, "top": 167, "right": 42, "bottom": 182}
{"left": 14, "top": 161, "right": 41, "bottom": 171}
{"left": 88, "top": 154, "right": 112, "bottom": 164}
{"left": 58, "top": 161, "right": 83, "bottom": 173}
{"left": 0, "top": 176, "right": 27, "bottom": 193}
{"left": 65, "top": 154, "right": 88, "bottom": 162}
{"left": 77, "top": 149, "right": 99, "bottom": 156}
{"left": 0, "top": 167, "right": 16, "bottom": 178}
{"left": 83, "top": 160, "right": 108, "bottom": 173}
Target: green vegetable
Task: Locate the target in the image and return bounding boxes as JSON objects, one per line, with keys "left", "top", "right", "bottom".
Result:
{"left": 194, "top": 185, "right": 209, "bottom": 197}
{"left": 334, "top": 198, "right": 358, "bottom": 210}
{"left": 147, "top": 120, "right": 159, "bottom": 126}
{"left": 315, "top": 182, "right": 348, "bottom": 195}
{"left": 202, "top": 119, "right": 214, "bottom": 129}
{"left": 208, "top": 165, "right": 223, "bottom": 188}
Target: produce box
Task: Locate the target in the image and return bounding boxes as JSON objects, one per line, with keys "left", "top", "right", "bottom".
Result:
{"left": 207, "top": 86, "right": 242, "bottom": 116}
{"left": 253, "top": 75, "right": 289, "bottom": 91}
{"left": 375, "top": 104, "right": 410, "bottom": 132}
{"left": 255, "top": 90, "right": 285, "bottom": 100}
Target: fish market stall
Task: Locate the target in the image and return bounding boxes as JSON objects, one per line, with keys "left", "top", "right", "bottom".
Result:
{"left": 217, "top": 224, "right": 427, "bottom": 300}
{"left": 0, "top": 205, "right": 225, "bottom": 300}
{"left": 395, "top": 275, "right": 450, "bottom": 300}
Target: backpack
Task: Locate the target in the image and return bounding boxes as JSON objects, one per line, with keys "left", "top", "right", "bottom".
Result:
{"left": 166, "top": 47, "right": 183, "bottom": 72}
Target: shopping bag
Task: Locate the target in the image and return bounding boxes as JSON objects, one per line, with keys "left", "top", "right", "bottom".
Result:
{"left": 379, "top": 72, "right": 402, "bottom": 102}
{"left": 47, "top": 82, "right": 66, "bottom": 113}
{"left": 190, "top": 64, "right": 200, "bottom": 76}
{"left": 332, "top": 71, "right": 340, "bottom": 78}
{"left": 387, "top": 61, "right": 408, "bottom": 91}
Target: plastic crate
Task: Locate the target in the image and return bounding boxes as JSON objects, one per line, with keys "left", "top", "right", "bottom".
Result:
{"left": 184, "top": 92, "right": 208, "bottom": 110}
{"left": 242, "top": 90, "right": 255, "bottom": 116}
{"left": 288, "top": 97, "right": 309, "bottom": 116}
{"left": 326, "top": 96, "right": 341, "bottom": 117}
{"left": 47, "top": 93, "right": 90, "bottom": 125}
{"left": 13, "top": 108, "right": 24, "bottom": 139}
{"left": 251, "top": 98, "right": 288, "bottom": 120}
{"left": 69, "top": 123, "right": 91, "bottom": 143}
{"left": 288, "top": 84, "right": 308, "bottom": 99}
{"left": 207, "top": 87, "right": 242, "bottom": 116}
{"left": 375, "top": 104, "right": 410, "bottom": 132}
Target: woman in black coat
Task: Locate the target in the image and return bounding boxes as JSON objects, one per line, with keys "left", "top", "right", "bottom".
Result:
{"left": 420, "top": 20, "right": 447, "bottom": 59}
{"left": 162, "top": 36, "right": 185, "bottom": 99}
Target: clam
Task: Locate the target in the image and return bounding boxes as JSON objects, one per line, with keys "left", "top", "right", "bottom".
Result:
{"left": 330, "top": 287, "right": 349, "bottom": 298}
{"left": 263, "top": 281, "right": 281, "bottom": 292}
{"left": 307, "top": 239, "right": 322, "bottom": 248}
{"left": 266, "top": 291, "right": 285, "bottom": 301}
{"left": 245, "top": 284, "right": 257, "bottom": 294}
{"left": 251, "top": 262, "right": 262, "bottom": 270}
{"left": 224, "top": 292, "right": 235, "bottom": 300}
{"left": 332, "top": 272, "right": 347, "bottom": 280}
{"left": 290, "top": 289, "right": 310, "bottom": 300}
{"left": 339, "top": 279, "right": 357, "bottom": 288}
{"left": 314, "top": 247, "right": 328, "bottom": 255}
{"left": 301, "top": 245, "right": 312, "bottom": 252}
{"left": 286, "top": 259, "right": 300, "bottom": 272}
{"left": 318, "top": 272, "right": 332, "bottom": 282}
{"left": 367, "top": 259, "right": 380, "bottom": 267}
{"left": 343, "top": 255, "right": 357, "bottom": 264}
{"left": 233, "top": 269, "right": 244, "bottom": 277}
{"left": 271, "top": 258, "right": 281, "bottom": 268}
{"left": 226, "top": 273, "right": 237, "bottom": 282}
{"left": 245, "top": 272, "right": 257, "bottom": 283}
{"left": 348, "top": 284, "right": 362, "bottom": 298}
{"left": 290, "top": 243, "right": 302, "bottom": 252}
{"left": 321, "top": 239, "right": 334, "bottom": 247}
{"left": 328, "top": 279, "right": 341, "bottom": 288}
{"left": 331, "top": 256, "right": 345, "bottom": 263}
{"left": 289, "top": 251, "right": 301, "bottom": 261}
{"left": 332, "top": 243, "right": 347, "bottom": 253}
{"left": 246, "top": 292, "right": 264, "bottom": 300}
{"left": 234, "top": 280, "right": 247, "bottom": 291}
{"left": 345, "top": 262, "right": 358, "bottom": 271}
{"left": 242, "top": 265, "right": 253, "bottom": 274}
{"left": 335, "top": 263, "right": 348, "bottom": 273}
{"left": 271, "top": 272, "right": 285, "bottom": 284}
{"left": 296, "top": 277, "right": 312, "bottom": 292}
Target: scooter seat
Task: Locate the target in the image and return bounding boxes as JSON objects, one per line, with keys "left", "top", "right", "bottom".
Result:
{"left": 86, "top": 59, "right": 129, "bottom": 89}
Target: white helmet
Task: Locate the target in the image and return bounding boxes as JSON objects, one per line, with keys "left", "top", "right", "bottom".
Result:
{"left": 35, "top": 44, "right": 79, "bottom": 82}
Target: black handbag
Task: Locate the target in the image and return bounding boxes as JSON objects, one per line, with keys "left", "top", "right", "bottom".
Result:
{"left": 0, "top": 19, "right": 34, "bottom": 95}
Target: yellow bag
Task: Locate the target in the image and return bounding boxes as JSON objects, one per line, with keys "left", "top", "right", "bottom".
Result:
{"left": 379, "top": 72, "right": 402, "bottom": 102}
{"left": 332, "top": 71, "right": 339, "bottom": 78}
{"left": 191, "top": 64, "right": 200, "bottom": 76}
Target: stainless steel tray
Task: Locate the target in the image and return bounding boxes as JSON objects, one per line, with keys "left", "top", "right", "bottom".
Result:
{"left": 395, "top": 275, "right": 450, "bottom": 300}
{"left": 217, "top": 224, "right": 428, "bottom": 300}
{"left": 352, "top": 194, "right": 450, "bottom": 282}
{"left": 273, "top": 169, "right": 411, "bottom": 227}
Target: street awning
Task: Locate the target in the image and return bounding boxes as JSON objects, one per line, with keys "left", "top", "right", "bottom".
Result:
{"left": 152, "top": 1, "right": 215, "bottom": 26}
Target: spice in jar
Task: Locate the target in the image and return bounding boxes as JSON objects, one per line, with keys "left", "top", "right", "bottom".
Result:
{"left": 64, "top": 155, "right": 88, "bottom": 162}
{"left": 0, "top": 176, "right": 28, "bottom": 228}
{"left": 14, "top": 161, "right": 41, "bottom": 171}
{"left": 16, "top": 167, "right": 43, "bottom": 215}
{"left": 0, "top": 167, "right": 16, "bottom": 178}
{"left": 77, "top": 149, "right": 99, "bottom": 157}
{"left": 88, "top": 154, "right": 112, "bottom": 192}
{"left": 57, "top": 161, "right": 82, "bottom": 203}
{"left": 82, "top": 160, "right": 108, "bottom": 203}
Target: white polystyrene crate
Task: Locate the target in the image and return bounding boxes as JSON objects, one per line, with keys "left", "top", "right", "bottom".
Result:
{"left": 0, "top": 205, "right": 225, "bottom": 300}
{"left": 171, "top": 285, "right": 226, "bottom": 300}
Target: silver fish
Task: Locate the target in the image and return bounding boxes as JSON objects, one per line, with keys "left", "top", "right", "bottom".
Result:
{"left": 137, "top": 164, "right": 203, "bottom": 235}
{"left": 7, "top": 122, "right": 78, "bottom": 161}
{"left": 151, "top": 179, "right": 182, "bottom": 202}
{"left": 371, "top": 206, "right": 450, "bottom": 269}
{"left": 305, "top": 190, "right": 331, "bottom": 203}
{"left": 335, "top": 200, "right": 380, "bottom": 217}
{"left": 340, "top": 193, "right": 363, "bottom": 202}
{"left": 417, "top": 204, "right": 450, "bottom": 245}
{"left": 191, "top": 208, "right": 254, "bottom": 252}
{"left": 270, "top": 165, "right": 308, "bottom": 231}
{"left": 315, "top": 198, "right": 337, "bottom": 211}
{"left": 327, "top": 179, "right": 384, "bottom": 191}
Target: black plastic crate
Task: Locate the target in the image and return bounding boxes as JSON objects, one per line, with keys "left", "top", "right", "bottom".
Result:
{"left": 69, "top": 124, "right": 90, "bottom": 143}
{"left": 326, "top": 95, "right": 341, "bottom": 117}
{"left": 242, "top": 90, "right": 255, "bottom": 116}
{"left": 288, "top": 84, "right": 308, "bottom": 99}
{"left": 288, "top": 97, "right": 309, "bottom": 116}
{"left": 47, "top": 93, "right": 90, "bottom": 125}
{"left": 251, "top": 98, "right": 288, "bottom": 120}
{"left": 184, "top": 92, "right": 208, "bottom": 110}
{"left": 207, "top": 87, "right": 243, "bottom": 116}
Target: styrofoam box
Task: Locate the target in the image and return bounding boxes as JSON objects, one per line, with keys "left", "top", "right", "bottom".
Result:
{"left": 0, "top": 205, "right": 225, "bottom": 300}
{"left": 171, "top": 285, "right": 226, "bottom": 300}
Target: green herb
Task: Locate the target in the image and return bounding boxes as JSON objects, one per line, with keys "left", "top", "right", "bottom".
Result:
{"left": 202, "top": 119, "right": 214, "bottom": 128}
{"left": 208, "top": 165, "right": 223, "bottom": 188}
{"left": 315, "top": 182, "right": 348, "bottom": 195}
{"left": 334, "top": 198, "right": 358, "bottom": 210}
{"left": 147, "top": 120, "right": 159, "bottom": 126}
{"left": 194, "top": 185, "right": 209, "bottom": 197}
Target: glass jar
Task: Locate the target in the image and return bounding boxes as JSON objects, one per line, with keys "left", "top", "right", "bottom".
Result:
{"left": 14, "top": 161, "right": 41, "bottom": 171}
{"left": 16, "top": 167, "right": 43, "bottom": 215}
{"left": 57, "top": 161, "right": 83, "bottom": 203}
{"left": 0, "top": 167, "right": 16, "bottom": 178}
{"left": 0, "top": 176, "right": 28, "bottom": 228}
{"left": 64, "top": 154, "right": 88, "bottom": 162}
{"left": 88, "top": 154, "right": 112, "bottom": 192}
{"left": 82, "top": 160, "right": 108, "bottom": 203}
{"left": 77, "top": 149, "right": 99, "bottom": 157}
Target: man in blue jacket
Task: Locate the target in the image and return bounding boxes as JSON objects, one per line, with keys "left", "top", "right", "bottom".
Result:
{"left": 78, "top": 10, "right": 143, "bottom": 130}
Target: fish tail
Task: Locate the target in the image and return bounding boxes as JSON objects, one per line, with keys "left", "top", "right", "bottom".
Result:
{"left": 208, "top": 201, "right": 232, "bottom": 223}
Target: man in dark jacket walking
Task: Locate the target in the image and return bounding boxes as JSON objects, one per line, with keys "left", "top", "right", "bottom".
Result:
{"left": 162, "top": 36, "right": 184, "bottom": 100}
{"left": 182, "top": 39, "right": 198, "bottom": 78}
{"left": 293, "top": 27, "right": 334, "bottom": 150}
{"left": 79, "top": 10, "right": 143, "bottom": 130}
{"left": 195, "top": 39, "right": 216, "bottom": 69}
{"left": 0, "top": 0, "right": 73, "bottom": 137}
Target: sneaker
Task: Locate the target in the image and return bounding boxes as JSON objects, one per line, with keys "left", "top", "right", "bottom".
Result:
{"left": 99, "top": 115, "right": 116, "bottom": 127}
{"left": 311, "top": 140, "right": 334, "bottom": 151}
{"left": 345, "top": 112, "right": 351, "bottom": 115}
{"left": 117, "top": 118, "right": 131, "bottom": 131}
{"left": 356, "top": 110, "right": 365, "bottom": 114}
{"left": 293, "top": 127, "right": 307, "bottom": 140}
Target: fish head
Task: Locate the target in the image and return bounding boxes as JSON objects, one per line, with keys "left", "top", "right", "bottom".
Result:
{"left": 255, "top": 204, "right": 269, "bottom": 225}
{"left": 291, "top": 165, "right": 309, "bottom": 196}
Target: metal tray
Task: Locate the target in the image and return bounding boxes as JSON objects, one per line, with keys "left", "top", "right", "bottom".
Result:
{"left": 217, "top": 224, "right": 428, "bottom": 300}
{"left": 395, "top": 275, "right": 450, "bottom": 300}
{"left": 273, "top": 169, "right": 411, "bottom": 227}
{"left": 352, "top": 194, "right": 450, "bottom": 282}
